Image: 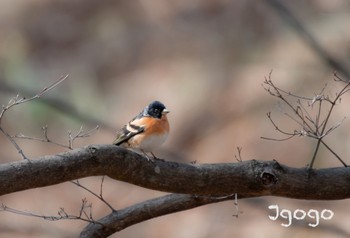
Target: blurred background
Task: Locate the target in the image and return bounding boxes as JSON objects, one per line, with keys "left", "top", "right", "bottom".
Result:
{"left": 0, "top": 0, "right": 350, "bottom": 237}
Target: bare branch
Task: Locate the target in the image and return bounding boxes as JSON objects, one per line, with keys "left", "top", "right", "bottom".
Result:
{"left": 309, "top": 79, "right": 350, "bottom": 169}
{"left": 16, "top": 74, "right": 69, "bottom": 105}
{"left": 1, "top": 144, "right": 350, "bottom": 199}
{"left": 234, "top": 147, "right": 243, "bottom": 162}
{"left": 70, "top": 178, "right": 115, "bottom": 212}
{"left": 0, "top": 145, "right": 350, "bottom": 236}
{"left": 14, "top": 124, "right": 99, "bottom": 150}
{"left": 232, "top": 193, "right": 242, "bottom": 218}
{"left": 0, "top": 198, "right": 102, "bottom": 225}
{"left": 323, "top": 117, "right": 346, "bottom": 137}
{"left": 0, "top": 75, "right": 69, "bottom": 160}
{"left": 14, "top": 126, "right": 70, "bottom": 149}
{"left": 37, "top": 75, "right": 69, "bottom": 97}
{"left": 264, "top": 112, "right": 300, "bottom": 138}
{"left": 261, "top": 134, "right": 296, "bottom": 142}
{"left": 263, "top": 75, "right": 349, "bottom": 169}
{"left": 0, "top": 75, "right": 68, "bottom": 122}
{"left": 0, "top": 127, "right": 28, "bottom": 160}
{"left": 80, "top": 193, "right": 242, "bottom": 237}
{"left": 68, "top": 125, "right": 100, "bottom": 149}
{"left": 320, "top": 140, "right": 347, "bottom": 167}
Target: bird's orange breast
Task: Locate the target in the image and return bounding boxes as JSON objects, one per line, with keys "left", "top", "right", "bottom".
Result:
{"left": 127, "top": 114, "right": 169, "bottom": 150}
{"left": 130, "top": 114, "right": 169, "bottom": 135}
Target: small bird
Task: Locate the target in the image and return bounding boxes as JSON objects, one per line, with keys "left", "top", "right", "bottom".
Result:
{"left": 113, "top": 100, "right": 170, "bottom": 159}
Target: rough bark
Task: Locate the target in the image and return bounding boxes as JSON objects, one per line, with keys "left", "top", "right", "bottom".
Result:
{"left": 80, "top": 193, "right": 242, "bottom": 238}
{"left": 1, "top": 144, "right": 350, "bottom": 237}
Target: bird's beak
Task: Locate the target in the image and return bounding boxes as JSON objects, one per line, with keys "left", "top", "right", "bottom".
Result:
{"left": 163, "top": 109, "right": 170, "bottom": 114}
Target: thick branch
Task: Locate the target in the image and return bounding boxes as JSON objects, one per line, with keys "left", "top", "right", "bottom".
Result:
{"left": 80, "top": 193, "right": 241, "bottom": 238}
{"left": 1, "top": 144, "right": 350, "bottom": 200}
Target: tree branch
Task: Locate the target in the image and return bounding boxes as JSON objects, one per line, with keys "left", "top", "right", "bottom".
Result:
{"left": 1, "top": 144, "right": 350, "bottom": 237}
{"left": 1, "top": 144, "right": 350, "bottom": 200}
{"left": 80, "top": 193, "right": 238, "bottom": 238}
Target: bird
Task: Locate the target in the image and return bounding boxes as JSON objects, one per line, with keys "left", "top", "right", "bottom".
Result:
{"left": 113, "top": 100, "right": 170, "bottom": 160}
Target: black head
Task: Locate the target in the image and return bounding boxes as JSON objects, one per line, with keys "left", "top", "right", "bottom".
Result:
{"left": 143, "top": 101, "right": 169, "bottom": 119}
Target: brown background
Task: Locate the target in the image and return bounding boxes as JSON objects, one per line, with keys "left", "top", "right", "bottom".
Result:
{"left": 0, "top": 0, "right": 350, "bottom": 237}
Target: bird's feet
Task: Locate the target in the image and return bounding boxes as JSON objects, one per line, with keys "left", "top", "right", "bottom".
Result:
{"left": 151, "top": 152, "right": 165, "bottom": 161}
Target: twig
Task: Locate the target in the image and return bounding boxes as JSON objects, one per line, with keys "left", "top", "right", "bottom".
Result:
{"left": 234, "top": 147, "right": 243, "bottom": 162}
{"left": 309, "top": 76, "right": 350, "bottom": 169}
{"left": 14, "top": 126, "right": 70, "bottom": 149}
{"left": 232, "top": 193, "right": 242, "bottom": 218}
{"left": 70, "top": 178, "right": 115, "bottom": 212}
{"left": 320, "top": 140, "right": 347, "bottom": 167}
{"left": 0, "top": 75, "right": 68, "bottom": 123}
{"left": 262, "top": 73, "right": 349, "bottom": 169}
{"left": 261, "top": 134, "right": 296, "bottom": 142}
{"left": 68, "top": 125, "right": 100, "bottom": 149}
{"left": 0, "top": 127, "right": 28, "bottom": 160}
{"left": 14, "top": 124, "right": 99, "bottom": 150}
{"left": 0, "top": 75, "right": 69, "bottom": 160}
{"left": 0, "top": 200, "right": 102, "bottom": 225}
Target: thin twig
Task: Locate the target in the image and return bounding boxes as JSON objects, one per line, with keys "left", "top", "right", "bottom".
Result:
{"left": 0, "top": 75, "right": 69, "bottom": 160}
{"left": 68, "top": 125, "right": 100, "bottom": 149}
{"left": 266, "top": 112, "right": 298, "bottom": 137}
{"left": 263, "top": 73, "right": 349, "bottom": 169}
{"left": 234, "top": 147, "right": 243, "bottom": 162}
{"left": 0, "top": 75, "right": 69, "bottom": 123}
{"left": 70, "top": 178, "right": 115, "bottom": 212}
{"left": 261, "top": 134, "right": 296, "bottom": 142}
{"left": 232, "top": 193, "right": 241, "bottom": 218}
{"left": 309, "top": 78, "right": 350, "bottom": 169}
{"left": 0, "top": 127, "right": 28, "bottom": 160}
{"left": 320, "top": 140, "right": 347, "bottom": 167}
{"left": 0, "top": 201, "right": 102, "bottom": 225}
{"left": 14, "top": 124, "right": 99, "bottom": 150}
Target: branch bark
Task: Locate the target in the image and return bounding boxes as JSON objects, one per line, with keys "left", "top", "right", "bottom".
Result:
{"left": 1, "top": 144, "right": 350, "bottom": 198}
{"left": 80, "top": 193, "right": 241, "bottom": 238}
{"left": 1, "top": 144, "right": 350, "bottom": 237}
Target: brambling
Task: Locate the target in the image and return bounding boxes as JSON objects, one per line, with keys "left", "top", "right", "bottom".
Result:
{"left": 113, "top": 100, "right": 170, "bottom": 159}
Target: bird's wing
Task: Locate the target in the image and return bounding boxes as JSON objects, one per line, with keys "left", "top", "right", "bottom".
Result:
{"left": 113, "top": 121, "right": 144, "bottom": 145}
